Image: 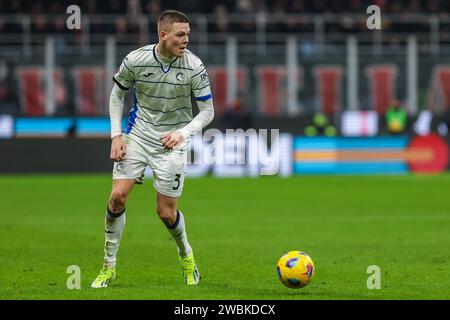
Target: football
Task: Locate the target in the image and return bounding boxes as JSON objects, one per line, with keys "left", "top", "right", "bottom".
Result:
{"left": 276, "top": 251, "right": 315, "bottom": 289}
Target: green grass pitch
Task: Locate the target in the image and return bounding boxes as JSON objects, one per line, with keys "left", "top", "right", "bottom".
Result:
{"left": 0, "top": 174, "right": 449, "bottom": 299}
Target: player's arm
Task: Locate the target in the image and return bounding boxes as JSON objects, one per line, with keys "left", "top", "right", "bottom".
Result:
{"left": 110, "top": 83, "right": 128, "bottom": 161}
{"left": 161, "top": 63, "right": 214, "bottom": 150}
{"left": 160, "top": 99, "right": 214, "bottom": 150}
{"left": 109, "top": 55, "right": 134, "bottom": 161}
{"left": 178, "top": 99, "right": 214, "bottom": 139}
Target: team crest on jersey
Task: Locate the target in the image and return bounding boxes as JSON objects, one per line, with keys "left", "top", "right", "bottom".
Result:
{"left": 200, "top": 73, "right": 209, "bottom": 86}
{"left": 176, "top": 72, "right": 184, "bottom": 81}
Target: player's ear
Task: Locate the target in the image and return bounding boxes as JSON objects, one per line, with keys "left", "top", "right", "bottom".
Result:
{"left": 160, "top": 30, "right": 167, "bottom": 40}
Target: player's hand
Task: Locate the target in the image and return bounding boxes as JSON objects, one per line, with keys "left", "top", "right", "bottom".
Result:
{"left": 160, "top": 131, "right": 184, "bottom": 151}
{"left": 110, "top": 135, "right": 126, "bottom": 161}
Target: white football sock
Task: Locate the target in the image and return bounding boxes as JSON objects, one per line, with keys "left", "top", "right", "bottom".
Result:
{"left": 103, "top": 207, "right": 126, "bottom": 268}
{"left": 166, "top": 210, "right": 192, "bottom": 258}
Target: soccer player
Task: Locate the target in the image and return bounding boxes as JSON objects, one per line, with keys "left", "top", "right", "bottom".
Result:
{"left": 91, "top": 10, "right": 214, "bottom": 288}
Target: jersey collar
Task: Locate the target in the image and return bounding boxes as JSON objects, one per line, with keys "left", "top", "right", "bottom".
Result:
{"left": 153, "top": 44, "right": 178, "bottom": 74}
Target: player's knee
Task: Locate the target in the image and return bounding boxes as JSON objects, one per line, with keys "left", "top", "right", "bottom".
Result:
{"left": 156, "top": 205, "right": 177, "bottom": 225}
{"left": 109, "top": 189, "right": 128, "bottom": 209}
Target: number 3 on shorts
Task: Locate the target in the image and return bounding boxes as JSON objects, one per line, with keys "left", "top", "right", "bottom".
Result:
{"left": 172, "top": 174, "right": 181, "bottom": 190}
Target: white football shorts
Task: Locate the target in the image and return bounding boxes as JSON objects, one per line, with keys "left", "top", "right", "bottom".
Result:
{"left": 112, "top": 134, "right": 187, "bottom": 197}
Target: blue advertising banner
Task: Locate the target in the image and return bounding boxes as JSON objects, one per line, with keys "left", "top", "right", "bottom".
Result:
{"left": 293, "top": 135, "right": 448, "bottom": 175}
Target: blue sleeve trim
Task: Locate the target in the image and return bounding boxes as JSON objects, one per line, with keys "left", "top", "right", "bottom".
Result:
{"left": 195, "top": 93, "right": 212, "bottom": 101}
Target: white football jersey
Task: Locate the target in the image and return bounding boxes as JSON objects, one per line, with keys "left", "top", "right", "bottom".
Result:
{"left": 113, "top": 44, "right": 212, "bottom": 149}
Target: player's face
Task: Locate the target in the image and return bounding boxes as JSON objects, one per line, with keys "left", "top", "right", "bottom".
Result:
{"left": 162, "top": 22, "right": 190, "bottom": 58}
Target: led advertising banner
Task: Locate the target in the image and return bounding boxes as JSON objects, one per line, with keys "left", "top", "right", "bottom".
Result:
{"left": 293, "top": 134, "right": 449, "bottom": 175}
